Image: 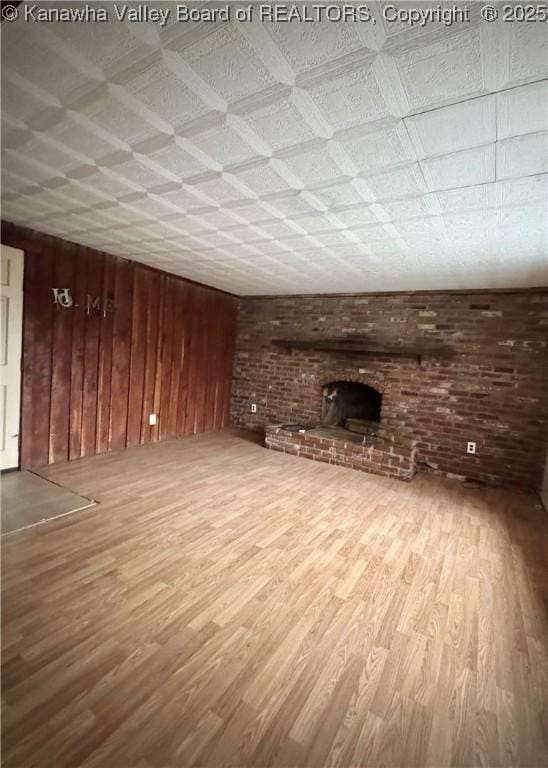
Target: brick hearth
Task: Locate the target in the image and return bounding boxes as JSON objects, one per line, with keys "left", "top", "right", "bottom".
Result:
{"left": 265, "top": 424, "right": 417, "bottom": 481}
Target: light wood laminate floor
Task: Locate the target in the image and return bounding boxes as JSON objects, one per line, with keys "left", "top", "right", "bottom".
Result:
{"left": 2, "top": 430, "right": 547, "bottom": 768}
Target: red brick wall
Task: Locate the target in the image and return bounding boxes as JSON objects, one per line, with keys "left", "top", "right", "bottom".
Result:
{"left": 231, "top": 290, "right": 548, "bottom": 492}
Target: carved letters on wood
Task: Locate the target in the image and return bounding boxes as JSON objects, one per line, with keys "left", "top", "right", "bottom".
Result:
{"left": 52, "top": 288, "right": 114, "bottom": 316}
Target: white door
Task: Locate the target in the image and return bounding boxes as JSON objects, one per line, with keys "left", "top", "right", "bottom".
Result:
{"left": 0, "top": 245, "right": 24, "bottom": 470}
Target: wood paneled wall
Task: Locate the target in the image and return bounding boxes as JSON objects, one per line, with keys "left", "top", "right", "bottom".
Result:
{"left": 1, "top": 222, "right": 238, "bottom": 470}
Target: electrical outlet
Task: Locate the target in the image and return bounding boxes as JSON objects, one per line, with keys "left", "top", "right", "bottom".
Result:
{"left": 250, "top": 403, "right": 257, "bottom": 413}
{"left": 149, "top": 413, "right": 157, "bottom": 426}
{"left": 467, "top": 441, "right": 476, "bottom": 454}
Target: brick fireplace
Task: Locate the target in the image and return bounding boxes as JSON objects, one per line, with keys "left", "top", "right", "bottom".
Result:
{"left": 231, "top": 290, "right": 548, "bottom": 492}
{"left": 263, "top": 368, "right": 417, "bottom": 481}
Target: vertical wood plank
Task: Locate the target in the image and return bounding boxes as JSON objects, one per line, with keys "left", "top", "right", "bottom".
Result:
{"left": 203, "top": 292, "right": 220, "bottom": 433}
{"left": 212, "top": 296, "right": 228, "bottom": 432}
{"left": 177, "top": 284, "right": 193, "bottom": 437}
{"left": 29, "top": 239, "right": 54, "bottom": 468}
{"left": 159, "top": 276, "right": 176, "bottom": 441}
{"left": 127, "top": 267, "right": 147, "bottom": 447}
{"left": 197, "top": 289, "right": 210, "bottom": 434}
{"left": 68, "top": 249, "right": 87, "bottom": 461}
{"left": 109, "top": 259, "right": 133, "bottom": 451}
{"left": 221, "top": 298, "right": 237, "bottom": 428}
{"left": 216, "top": 297, "right": 233, "bottom": 431}
{"left": 19, "top": 245, "right": 39, "bottom": 469}
{"left": 215, "top": 295, "right": 228, "bottom": 431}
{"left": 185, "top": 287, "right": 203, "bottom": 435}
{"left": 95, "top": 255, "right": 115, "bottom": 455}
{"left": 151, "top": 274, "right": 165, "bottom": 443}
{"left": 140, "top": 269, "right": 160, "bottom": 444}
{"left": 49, "top": 241, "right": 75, "bottom": 464}
{"left": 80, "top": 248, "right": 103, "bottom": 457}
{"left": 167, "top": 279, "right": 185, "bottom": 438}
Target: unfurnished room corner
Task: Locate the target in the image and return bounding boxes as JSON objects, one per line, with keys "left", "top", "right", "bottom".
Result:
{"left": 1, "top": 2, "right": 547, "bottom": 767}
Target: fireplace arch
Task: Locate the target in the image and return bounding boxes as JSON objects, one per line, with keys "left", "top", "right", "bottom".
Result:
{"left": 321, "top": 380, "right": 382, "bottom": 432}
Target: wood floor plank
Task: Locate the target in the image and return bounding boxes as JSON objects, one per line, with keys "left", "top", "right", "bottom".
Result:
{"left": 2, "top": 429, "right": 547, "bottom": 768}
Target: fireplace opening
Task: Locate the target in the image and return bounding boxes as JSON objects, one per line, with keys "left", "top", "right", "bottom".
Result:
{"left": 321, "top": 381, "right": 382, "bottom": 437}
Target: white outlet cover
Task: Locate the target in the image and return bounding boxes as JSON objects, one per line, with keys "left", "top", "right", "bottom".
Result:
{"left": 467, "top": 441, "right": 476, "bottom": 454}
{"left": 149, "top": 413, "right": 157, "bottom": 426}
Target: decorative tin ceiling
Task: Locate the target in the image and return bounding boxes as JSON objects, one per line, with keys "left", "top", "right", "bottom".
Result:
{"left": 2, "top": 2, "right": 547, "bottom": 294}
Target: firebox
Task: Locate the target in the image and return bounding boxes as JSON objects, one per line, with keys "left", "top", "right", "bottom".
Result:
{"left": 321, "top": 381, "right": 382, "bottom": 436}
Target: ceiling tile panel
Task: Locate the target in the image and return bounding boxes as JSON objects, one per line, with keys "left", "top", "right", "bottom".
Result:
{"left": 232, "top": 161, "right": 295, "bottom": 196}
{"left": 145, "top": 140, "right": 208, "bottom": 179}
{"left": 42, "top": 114, "right": 122, "bottom": 160}
{"left": 183, "top": 25, "right": 276, "bottom": 103}
{"left": 365, "top": 165, "right": 428, "bottom": 201}
{"left": 378, "top": 195, "right": 441, "bottom": 221}
{"left": 507, "top": 23, "right": 548, "bottom": 86}
{"left": 78, "top": 86, "right": 162, "bottom": 146}
{"left": 1, "top": 8, "right": 546, "bottom": 293}
{"left": 2, "top": 32, "right": 101, "bottom": 105}
{"left": 240, "top": 97, "right": 316, "bottom": 152}
{"left": 262, "top": 192, "right": 317, "bottom": 217}
{"left": 328, "top": 206, "right": 382, "bottom": 228}
{"left": 394, "top": 28, "right": 486, "bottom": 112}
{"left": 1, "top": 77, "right": 49, "bottom": 124}
{"left": 405, "top": 95, "right": 496, "bottom": 158}
{"left": 497, "top": 81, "right": 548, "bottom": 139}
{"left": 421, "top": 144, "right": 496, "bottom": 191}
{"left": 311, "top": 180, "right": 369, "bottom": 209}
{"left": 497, "top": 132, "right": 548, "bottom": 179}
{"left": 122, "top": 57, "right": 212, "bottom": 129}
{"left": 305, "top": 63, "right": 394, "bottom": 132}
{"left": 188, "top": 120, "right": 261, "bottom": 168}
{"left": 341, "top": 123, "right": 417, "bottom": 174}
{"left": 42, "top": 18, "right": 158, "bottom": 79}
{"left": 279, "top": 143, "right": 347, "bottom": 187}
{"left": 497, "top": 175, "right": 548, "bottom": 205}
{"left": 434, "top": 183, "right": 497, "bottom": 213}
{"left": 265, "top": 20, "right": 366, "bottom": 75}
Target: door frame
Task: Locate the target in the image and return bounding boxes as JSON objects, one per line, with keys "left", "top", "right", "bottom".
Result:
{"left": 0, "top": 243, "right": 25, "bottom": 471}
